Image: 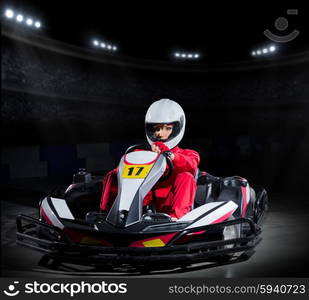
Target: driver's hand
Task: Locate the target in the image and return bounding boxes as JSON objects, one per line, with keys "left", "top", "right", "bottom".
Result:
{"left": 151, "top": 144, "right": 161, "bottom": 153}
{"left": 152, "top": 141, "right": 169, "bottom": 152}
{"left": 151, "top": 143, "right": 175, "bottom": 160}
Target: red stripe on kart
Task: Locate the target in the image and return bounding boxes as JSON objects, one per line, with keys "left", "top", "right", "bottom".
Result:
{"left": 63, "top": 227, "right": 85, "bottom": 242}
{"left": 40, "top": 208, "right": 53, "bottom": 225}
{"left": 124, "top": 153, "right": 158, "bottom": 165}
{"left": 241, "top": 186, "right": 247, "bottom": 217}
{"left": 63, "top": 228, "right": 113, "bottom": 246}
{"left": 211, "top": 210, "right": 234, "bottom": 224}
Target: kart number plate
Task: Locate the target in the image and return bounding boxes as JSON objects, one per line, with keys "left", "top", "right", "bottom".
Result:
{"left": 122, "top": 164, "right": 153, "bottom": 179}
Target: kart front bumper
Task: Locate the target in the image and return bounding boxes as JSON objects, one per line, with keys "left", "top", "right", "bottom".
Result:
{"left": 16, "top": 214, "right": 261, "bottom": 266}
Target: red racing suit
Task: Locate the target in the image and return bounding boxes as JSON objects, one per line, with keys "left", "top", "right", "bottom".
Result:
{"left": 100, "top": 146, "right": 200, "bottom": 219}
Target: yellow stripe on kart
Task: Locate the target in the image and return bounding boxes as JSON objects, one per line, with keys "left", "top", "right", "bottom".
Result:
{"left": 142, "top": 238, "right": 165, "bottom": 247}
{"left": 80, "top": 236, "right": 102, "bottom": 245}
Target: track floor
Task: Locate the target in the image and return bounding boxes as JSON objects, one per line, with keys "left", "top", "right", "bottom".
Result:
{"left": 1, "top": 186, "right": 309, "bottom": 277}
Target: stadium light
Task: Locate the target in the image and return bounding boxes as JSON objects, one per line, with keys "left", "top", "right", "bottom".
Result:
{"left": 174, "top": 51, "right": 201, "bottom": 60}
{"left": 5, "top": 9, "right": 14, "bottom": 18}
{"left": 252, "top": 44, "right": 278, "bottom": 58}
{"left": 16, "top": 14, "right": 23, "bottom": 22}
{"left": 269, "top": 45, "right": 276, "bottom": 52}
{"left": 4, "top": 8, "right": 42, "bottom": 30}
{"left": 26, "top": 18, "right": 33, "bottom": 25}
{"left": 92, "top": 38, "right": 118, "bottom": 53}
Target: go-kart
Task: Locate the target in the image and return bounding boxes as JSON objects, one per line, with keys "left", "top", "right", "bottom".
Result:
{"left": 16, "top": 144, "right": 268, "bottom": 270}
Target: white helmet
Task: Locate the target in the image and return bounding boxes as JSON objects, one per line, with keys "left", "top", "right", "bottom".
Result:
{"left": 145, "top": 99, "right": 186, "bottom": 149}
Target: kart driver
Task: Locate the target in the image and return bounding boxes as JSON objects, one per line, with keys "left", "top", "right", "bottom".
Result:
{"left": 100, "top": 99, "right": 200, "bottom": 220}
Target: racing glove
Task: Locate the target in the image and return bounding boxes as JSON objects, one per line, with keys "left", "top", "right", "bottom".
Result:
{"left": 153, "top": 141, "right": 169, "bottom": 153}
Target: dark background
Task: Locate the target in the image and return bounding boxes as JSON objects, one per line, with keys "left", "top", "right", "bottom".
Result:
{"left": 2, "top": 12, "right": 309, "bottom": 195}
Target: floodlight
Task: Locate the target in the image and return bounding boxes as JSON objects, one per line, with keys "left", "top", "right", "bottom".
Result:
{"left": 26, "top": 18, "right": 33, "bottom": 25}
{"left": 16, "top": 14, "right": 23, "bottom": 22}
{"left": 269, "top": 45, "right": 276, "bottom": 52}
{"left": 5, "top": 9, "right": 14, "bottom": 18}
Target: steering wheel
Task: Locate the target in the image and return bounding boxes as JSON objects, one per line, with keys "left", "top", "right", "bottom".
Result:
{"left": 125, "top": 144, "right": 152, "bottom": 153}
{"left": 125, "top": 144, "right": 174, "bottom": 181}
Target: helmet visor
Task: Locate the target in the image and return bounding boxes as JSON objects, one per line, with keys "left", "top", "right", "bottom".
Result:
{"left": 145, "top": 121, "right": 181, "bottom": 143}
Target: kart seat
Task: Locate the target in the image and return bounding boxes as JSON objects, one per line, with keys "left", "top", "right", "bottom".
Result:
{"left": 63, "top": 178, "right": 103, "bottom": 219}
{"left": 194, "top": 171, "right": 221, "bottom": 208}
